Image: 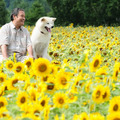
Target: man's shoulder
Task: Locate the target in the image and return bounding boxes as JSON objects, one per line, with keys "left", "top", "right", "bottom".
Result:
{"left": 0, "top": 22, "right": 11, "bottom": 30}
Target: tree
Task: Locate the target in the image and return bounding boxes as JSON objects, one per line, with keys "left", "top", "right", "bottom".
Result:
{"left": 25, "top": 0, "right": 45, "bottom": 25}
{"left": 0, "top": 0, "right": 8, "bottom": 26}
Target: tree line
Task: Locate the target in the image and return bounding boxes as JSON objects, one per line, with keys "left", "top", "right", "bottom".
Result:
{"left": 0, "top": 0, "right": 120, "bottom": 26}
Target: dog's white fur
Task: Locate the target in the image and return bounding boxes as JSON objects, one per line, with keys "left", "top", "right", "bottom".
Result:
{"left": 31, "top": 17, "right": 56, "bottom": 61}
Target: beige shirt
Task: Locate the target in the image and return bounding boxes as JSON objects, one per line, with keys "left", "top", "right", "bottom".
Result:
{"left": 0, "top": 22, "right": 32, "bottom": 58}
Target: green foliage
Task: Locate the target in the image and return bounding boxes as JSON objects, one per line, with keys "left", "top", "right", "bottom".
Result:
{"left": 0, "top": 0, "right": 8, "bottom": 26}
{"left": 47, "top": 0, "right": 120, "bottom": 26}
{"left": 25, "top": 0, "right": 45, "bottom": 25}
{"left": 3, "top": 0, "right": 120, "bottom": 26}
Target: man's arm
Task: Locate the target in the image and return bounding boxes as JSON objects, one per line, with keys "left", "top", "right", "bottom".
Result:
{"left": 27, "top": 45, "right": 33, "bottom": 58}
{"left": 1, "top": 44, "right": 8, "bottom": 60}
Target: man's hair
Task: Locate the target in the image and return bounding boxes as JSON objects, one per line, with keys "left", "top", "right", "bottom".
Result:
{"left": 10, "top": 8, "right": 24, "bottom": 21}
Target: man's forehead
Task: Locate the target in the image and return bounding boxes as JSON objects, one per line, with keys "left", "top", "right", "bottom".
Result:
{"left": 18, "top": 11, "right": 25, "bottom": 15}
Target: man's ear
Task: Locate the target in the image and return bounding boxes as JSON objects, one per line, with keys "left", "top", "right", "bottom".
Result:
{"left": 13, "top": 15, "right": 17, "bottom": 20}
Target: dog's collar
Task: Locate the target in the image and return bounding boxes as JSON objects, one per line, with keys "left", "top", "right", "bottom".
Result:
{"left": 41, "top": 31, "right": 45, "bottom": 34}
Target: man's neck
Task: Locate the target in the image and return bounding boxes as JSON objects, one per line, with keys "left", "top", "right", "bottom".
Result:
{"left": 12, "top": 21, "right": 20, "bottom": 29}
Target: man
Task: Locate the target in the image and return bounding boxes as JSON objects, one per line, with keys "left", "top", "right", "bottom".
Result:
{"left": 0, "top": 8, "right": 33, "bottom": 62}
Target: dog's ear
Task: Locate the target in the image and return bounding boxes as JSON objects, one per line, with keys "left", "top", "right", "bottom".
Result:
{"left": 41, "top": 18, "right": 46, "bottom": 22}
{"left": 52, "top": 18, "right": 56, "bottom": 22}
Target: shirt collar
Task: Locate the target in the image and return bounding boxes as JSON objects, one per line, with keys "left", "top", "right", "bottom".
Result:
{"left": 10, "top": 21, "right": 23, "bottom": 31}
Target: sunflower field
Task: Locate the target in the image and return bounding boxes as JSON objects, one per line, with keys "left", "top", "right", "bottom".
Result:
{"left": 0, "top": 24, "right": 120, "bottom": 120}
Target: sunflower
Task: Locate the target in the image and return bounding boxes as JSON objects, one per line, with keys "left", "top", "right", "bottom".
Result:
{"left": 29, "top": 69, "right": 37, "bottom": 80}
{"left": 20, "top": 104, "right": 32, "bottom": 116}
{"left": 114, "top": 62, "right": 120, "bottom": 72}
{"left": 39, "top": 95, "right": 50, "bottom": 110}
{"left": 73, "top": 114, "right": 79, "bottom": 120}
{"left": 54, "top": 114, "right": 59, "bottom": 120}
{"left": 7, "top": 75, "right": 20, "bottom": 90}
{"left": 37, "top": 82, "right": 46, "bottom": 95}
{"left": 50, "top": 64, "right": 58, "bottom": 75}
{"left": 107, "top": 112, "right": 120, "bottom": 120}
{"left": 32, "top": 58, "right": 51, "bottom": 76}
{"left": 5, "top": 60, "right": 14, "bottom": 71}
{"left": 85, "top": 81, "right": 92, "bottom": 93}
{"left": 61, "top": 113, "right": 65, "bottom": 120}
{"left": 79, "top": 112, "right": 89, "bottom": 120}
{"left": 67, "top": 90, "right": 78, "bottom": 103}
{"left": 31, "top": 103, "right": 42, "bottom": 118}
{"left": 27, "top": 86, "right": 39, "bottom": 102}
{"left": 53, "top": 92, "right": 68, "bottom": 108}
{"left": 16, "top": 91, "right": 28, "bottom": 107}
{"left": 44, "top": 105, "right": 50, "bottom": 120}
{"left": 113, "top": 66, "right": 119, "bottom": 81}
{"left": 56, "top": 72, "right": 70, "bottom": 89}
{"left": 102, "top": 86, "right": 110, "bottom": 102}
{"left": 72, "top": 75, "right": 85, "bottom": 93}
{"left": 46, "top": 78, "right": 57, "bottom": 94}
{"left": 89, "top": 113, "right": 104, "bottom": 120}
{"left": 0, "top": 73, "right": 7, "bottom": 84}
{"left": 0, "top": 64, "right": 3, "bottom": 72}
{"left": 0, "top": 108, "right": 9, "bottom": 120}
{"left": 0, "top": 85, "right": 5, "bottom": 97}
{"left": 92, "top": 85, "right": 104, "bottom": 104}
{"left": 108, "top": 96, "right": 120, "bottom": 113}
{"left": 95, "top": 66, "right": 107, "bottom": 80}
{"left": 89, "top": 53, "right": 102, "bottom": 72}
{"left": 13, "top": 62, "right": 24, "bottom": 74}
{"left": 41, "top": 74, "right": 51, "bottom": 83}
{"left": 24, "top": 58, "right": 33, "bottom": 70}
{"left": 0, "top": 97, "right": 8, "bottom": 109}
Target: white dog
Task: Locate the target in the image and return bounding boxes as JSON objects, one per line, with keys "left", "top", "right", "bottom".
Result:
{"left": 31, "top": 17, "right": 56, "bottom": 62}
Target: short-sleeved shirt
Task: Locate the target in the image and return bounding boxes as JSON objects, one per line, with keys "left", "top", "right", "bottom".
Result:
{"left": 0, "top": 21, "right": 32, "bottom": 59}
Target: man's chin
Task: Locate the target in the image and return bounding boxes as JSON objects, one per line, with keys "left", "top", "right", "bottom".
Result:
{"left": 21, "top": 23, "right": 24, "bottom": 26}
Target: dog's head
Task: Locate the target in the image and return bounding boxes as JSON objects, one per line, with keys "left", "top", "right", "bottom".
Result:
{"left": 36, "top": 17, "right": 56, "bottom": 34}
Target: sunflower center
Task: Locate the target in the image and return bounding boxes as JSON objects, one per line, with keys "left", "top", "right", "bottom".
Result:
{"left": 31, "top": 93, "right": 36, "bottom": 101}
{"left": 38, "top": 64, "right": 47, "bottom": 72}
{"left": 0, "top": 77, "right": 4, "bottom": 82}
{"left": 16, "top": 66, "right": 22, "bottom": 72}
{"left": 0, "top": 102, "right": 4, "bottom": 108}
{"left": 94, "top": 59, "right": 99, "bottom": 67}
{"left": 113, "top": 118, "right": 120, "bottom": 120}
{"left": 83, "top": 118, "right": 86, "bottom": 120}
{"left": 61, "top": 77, "right": 67, "bottom": 85}
{"left": 34, "top": 110, "right": 40, "bottom": 117}
{"left": 43, "top": 76, "right": 48, "bottom": 82}
{"left": 47, "top": 82, "right": 54, "bottom": 90}
{"left": 76, "top": 81, "right": 82, "bottom": 86}
{"left": 41, "top": 100, "right": 45, "bottom": 106}
{"left": 12, "top": 79, "right": 18, "bottom": 86}
{"left": 96, "top": 90, "right": 101, "bottom": 98}
{"left": 8, "top": 64, "right": 13, "bottom": 68}
{"left": 113, "top": 104, "right": 118, "bottom": 111}
{"left": 59, "top": 98, "right": 64, "bottom": 104}
{"left": 20, "top": 97, "right": 26, "bottom": 103}
{"left": 26, "top": 62, "right": 31, "bottom": 68}
{"left": 102, "top": 92, "right": 107, "bottom": 99}
{"left": 116, "top": 71, "right": 118, "bottom": 77}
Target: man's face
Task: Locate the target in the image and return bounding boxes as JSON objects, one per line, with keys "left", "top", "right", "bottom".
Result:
{"left": 13, "top": 11, "right": 25, "bottom": 27}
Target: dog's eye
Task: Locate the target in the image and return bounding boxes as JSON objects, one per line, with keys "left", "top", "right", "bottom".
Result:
{"left": 47, "top": 23, "right": 49, "bottom": 24}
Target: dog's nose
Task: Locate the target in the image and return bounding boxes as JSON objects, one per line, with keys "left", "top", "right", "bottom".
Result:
{"left": 51, "top": 26, "right": 54, "bottom": 28}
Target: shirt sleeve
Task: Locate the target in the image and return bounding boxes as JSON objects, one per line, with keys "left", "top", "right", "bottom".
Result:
{"left": 26, "top": 30, "right": 32, "bottom": 48}
{"left": 0, "top": 25, "right": 9, "bottom": 46}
